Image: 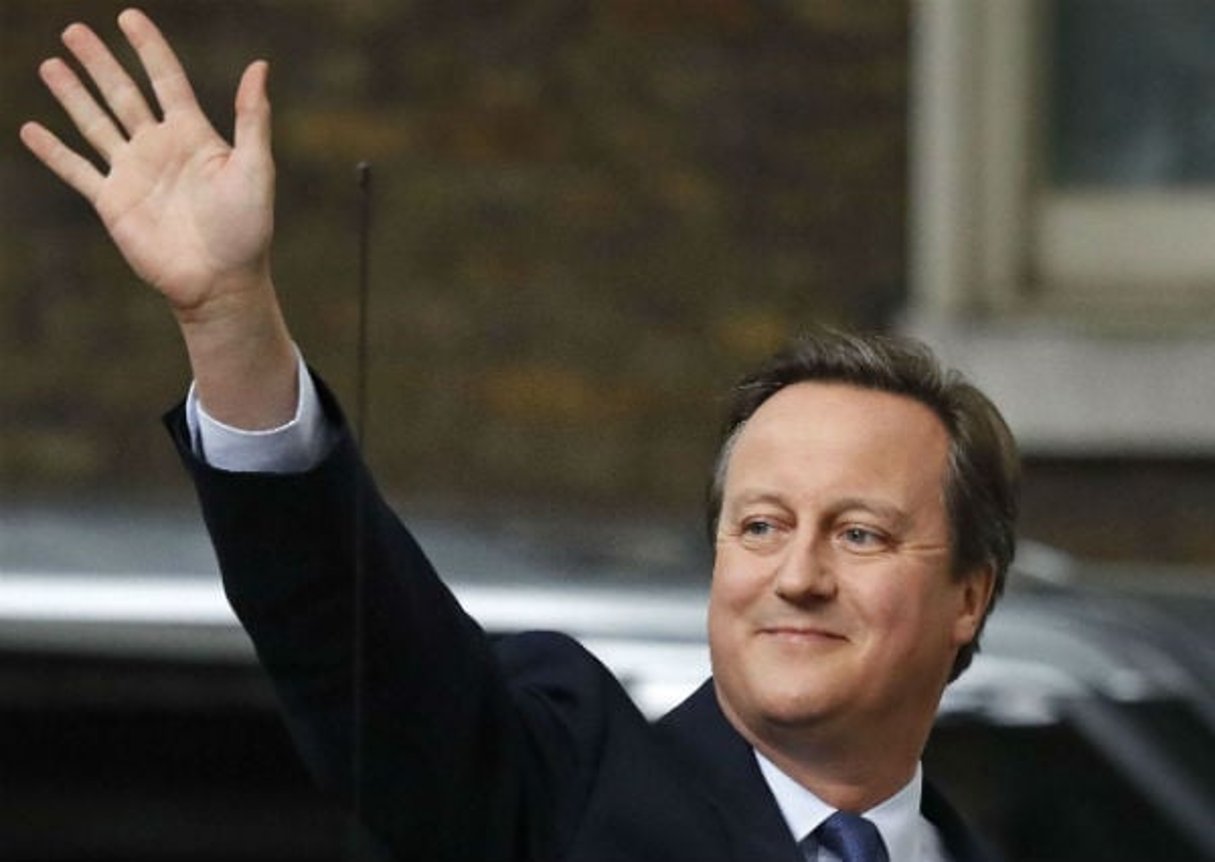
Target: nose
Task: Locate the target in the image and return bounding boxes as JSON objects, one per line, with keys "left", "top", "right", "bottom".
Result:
{"left": 773, "top": 533, "right": 836, "bottom": 604}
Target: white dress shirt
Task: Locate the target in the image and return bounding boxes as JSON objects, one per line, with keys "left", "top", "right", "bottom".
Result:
{"left": 757, "top": 753, "right": 947, "bottom": 862}
{"left": 185, "top": 350, "right": 332, "bottom": 473}
{"left": 188, "top": 360, "right": 949, "bottom": 862}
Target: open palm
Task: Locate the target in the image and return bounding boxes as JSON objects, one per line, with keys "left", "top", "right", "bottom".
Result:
{"left": 20, "top": 9, "right": 274, "bottom": 313}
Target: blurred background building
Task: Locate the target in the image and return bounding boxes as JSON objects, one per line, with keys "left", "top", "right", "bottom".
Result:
{"left": 6, "top": 0, "right": 1215, "bottom": 566}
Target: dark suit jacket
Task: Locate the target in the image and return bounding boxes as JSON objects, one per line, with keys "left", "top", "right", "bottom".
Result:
{"left": 167, "top": 386, "right": 994, "bottom": 862}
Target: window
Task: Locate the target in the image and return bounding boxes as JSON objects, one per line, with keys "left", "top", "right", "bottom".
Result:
{"left": 911, "top": 0, "right": 1215, "bottom": 318}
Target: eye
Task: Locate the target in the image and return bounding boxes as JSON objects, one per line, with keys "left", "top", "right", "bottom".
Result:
{"left": 742, "top": 519, "right": 775, "bottom": 537}
{"left": 736, "top": 517, "right": 787, "bottom": 550}
{"left": 837, "top": 525, "right": 888, "bottom": 552}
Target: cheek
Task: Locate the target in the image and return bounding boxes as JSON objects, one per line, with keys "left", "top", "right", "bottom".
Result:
{"left": 707, "top": 576, "right": 738, "bottom": 642}
{"left": 708, "top": 554, "right": 758, "bottom": 643}
{"left": 849, "top": 572, "right": 941, "bottom": 641}
{"left": 709, "top": 549, "right": 764, "bottom": 612}
{"left": 868, "top": 577, "right": 966, "bottom": 660}
{"left": 706, "top": 587, "right": 738, "bottom": 682}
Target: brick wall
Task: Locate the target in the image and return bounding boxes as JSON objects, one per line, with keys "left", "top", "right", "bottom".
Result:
{"left": 3, "top": 0, "right": 910, "bottom": 513}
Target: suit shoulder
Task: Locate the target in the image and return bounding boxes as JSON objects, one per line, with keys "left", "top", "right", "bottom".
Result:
{"left": 493, "top": 630, "right": 626, "bottom": 706}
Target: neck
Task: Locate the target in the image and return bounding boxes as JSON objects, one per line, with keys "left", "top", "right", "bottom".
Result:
{"left": 717, "top": 688, "right": 933, "bottom": 812}
{"left": 751, "top": 731, "right": 917, "bottom": 812}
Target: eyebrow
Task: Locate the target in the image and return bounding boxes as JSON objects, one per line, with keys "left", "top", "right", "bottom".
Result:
{"left": 724, "top": 488, "right": 787, "bottom": 511}
{"left": 726, "top": 488, "right": 912, "bottom": 529}
{"left": 830, "top": 496, "right": 912, "bottom": 530}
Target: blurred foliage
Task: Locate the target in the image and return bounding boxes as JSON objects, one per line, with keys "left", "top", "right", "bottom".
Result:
{"left": 2, "top": 0, "right": 909, "bottom": 512}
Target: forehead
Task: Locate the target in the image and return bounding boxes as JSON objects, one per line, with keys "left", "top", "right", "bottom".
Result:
{"left": 725, "top": 382, "right": 952, "bottom": 501}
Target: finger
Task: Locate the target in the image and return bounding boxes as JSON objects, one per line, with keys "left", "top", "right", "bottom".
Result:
{"left": 19, "top": 121, "right": 105, "bottom": 204}
{"left": 37, "top": 56, "right": 127, "bottom": 164}
{"left": 233, "top": 61, "right": 272, "bottom": 161}
{"left": 61, "top": 21, "right": 156, "bottom": 136}
{"left": 117, "top": 8, "right": 202, "bottom": 118}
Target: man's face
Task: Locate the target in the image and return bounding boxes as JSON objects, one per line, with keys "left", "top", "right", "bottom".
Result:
{"left": 708, "top": 382, "right": 992, "bottom": 751}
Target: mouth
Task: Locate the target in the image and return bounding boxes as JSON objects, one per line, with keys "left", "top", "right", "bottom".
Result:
{"left": 759, "top": 625, "right": 846, "bottom": 644}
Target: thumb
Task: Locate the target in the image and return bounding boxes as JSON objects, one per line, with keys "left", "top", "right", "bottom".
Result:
{"left": 233, "top": 60, "right": 272, "bottom": 160}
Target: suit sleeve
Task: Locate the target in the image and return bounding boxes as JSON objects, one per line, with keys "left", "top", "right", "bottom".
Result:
{"left": 164, "top": 375, "right": 606, "bottom": 861}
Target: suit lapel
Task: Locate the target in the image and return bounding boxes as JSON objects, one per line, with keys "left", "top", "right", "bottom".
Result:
{"left": 656, "top": 681, "right": 805, "bottom": 862}
{"left": 657, "top": 682, "right": 996, "bottom": 862}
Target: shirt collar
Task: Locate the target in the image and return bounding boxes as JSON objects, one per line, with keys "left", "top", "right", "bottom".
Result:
{"left": 754, "top": 751, "right": 924, "bottom": 862}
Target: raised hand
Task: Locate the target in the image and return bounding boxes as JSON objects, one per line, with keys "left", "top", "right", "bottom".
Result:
{"left": 20, "top": 8, "right": 274, "bottom": 313}
{"left": 21, "top": 7, "right": 297, "bottom": 429}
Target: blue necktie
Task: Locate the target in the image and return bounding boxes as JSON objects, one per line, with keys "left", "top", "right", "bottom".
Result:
{"left": 810, "top": 811, "right": 890, "bottom": 862}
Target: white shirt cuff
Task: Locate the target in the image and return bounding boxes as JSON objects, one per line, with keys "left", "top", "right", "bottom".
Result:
{"left": 184, "top": 349, "right": 334, "bottom": 473}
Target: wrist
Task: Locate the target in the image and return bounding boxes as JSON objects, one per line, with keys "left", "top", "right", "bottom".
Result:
{"left": 170, "top": 264, "right": 276, "bottom": 329}
{"left": 176, "top": 275, "right": 300, "bottom": 431}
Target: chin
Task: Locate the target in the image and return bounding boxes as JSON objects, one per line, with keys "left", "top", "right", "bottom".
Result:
{"left": 749, "top": 683, "right": 838, "bottom": 730}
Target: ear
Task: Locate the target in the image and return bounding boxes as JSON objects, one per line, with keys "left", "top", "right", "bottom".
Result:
{"left": 951, "top": 564, "right": 996, "bottom": 647}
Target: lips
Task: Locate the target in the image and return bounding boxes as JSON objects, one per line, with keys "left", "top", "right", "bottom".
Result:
{"left": 758, "top": 624, "right": 847, "bottom": 643}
